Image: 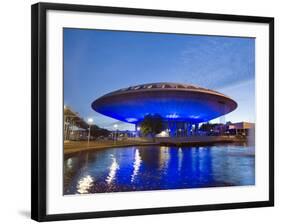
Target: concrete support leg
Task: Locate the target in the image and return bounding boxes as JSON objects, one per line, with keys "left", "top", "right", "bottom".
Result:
{"left": 135, "top": 124, "right": 140, "bottom": 137}
{"left": 195, "top": 123, "right": 199, "bottom": 136}
{"left": 191, "top": 124, "right": 194, "bottom": 136}
{"left": 186, "top": 123, "right": 192, "bottom": 136}
{"left": 169, "top": 121, "right": 176, "bottom": 137}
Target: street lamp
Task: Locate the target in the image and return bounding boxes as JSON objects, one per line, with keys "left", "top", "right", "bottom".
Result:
{"left": 136, "top": 126, "right": 140, "bottom": 138}
{"left": 113, "top": 124, "right": 118, "bottom": 143}
{"left": 87, "top": 118, "right": 93, "bottom": 147}
{"left": 178, "top": 128, "right": 182, "bottom": 137}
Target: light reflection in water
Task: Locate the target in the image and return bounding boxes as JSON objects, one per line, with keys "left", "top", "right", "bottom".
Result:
{"left": 159, "top": 146, "right": 170, "bottom": 173}
{"left": 131, "top": 149, "right": 142, "bottom": 182}
{"left": 76, "top": 175, "right": 94, "bottom": 194}
{"left": 177, "top": 147, "right": 183, "bottom": 171}
{"left": 66, "top": 158, "right": 73, "bottom": 169}
{"left": 64, "top": 144, "right": 255, "bottom": 195}
{"left": 106, "top": 157, "right": 119, "bottom": 184}
{"left": 199, "top": 147, "right": 205, "bottom": 173}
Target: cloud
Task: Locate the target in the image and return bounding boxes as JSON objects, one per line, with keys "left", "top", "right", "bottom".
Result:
{"left": 178, "top": 36, "right": 255, "bottom": 89}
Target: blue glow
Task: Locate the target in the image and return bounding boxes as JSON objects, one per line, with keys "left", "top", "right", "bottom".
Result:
{"left": 92, "top": 91, "right": 236, "bottom": 124}
{"left": 64, "top": 144, "right": 255, "bottom": 194}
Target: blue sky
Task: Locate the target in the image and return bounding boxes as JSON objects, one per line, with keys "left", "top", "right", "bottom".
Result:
{"left": 64, "top": 28, "right": 255, "bottom": 130}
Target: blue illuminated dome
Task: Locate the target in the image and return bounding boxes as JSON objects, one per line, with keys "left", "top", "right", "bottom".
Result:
{"left": 91, "top": 82, "right": 237, "bottom": 124}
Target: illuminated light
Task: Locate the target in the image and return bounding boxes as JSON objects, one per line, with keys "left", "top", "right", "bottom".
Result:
{"left": 106, "top": 158, "right": 119, "bottom": 184}
{"left": 77, "top": 175, "right": 94, "bottom": 194}
{"left": 126, "top": 118, "right": 137, "bottom": 122}
{"left": 157, "top": 130, "right": 169, "bottom": 137}
{"left": 137, "top": 127, "right": 140, "bottom": 131}
{"left": 166, "top": 114, "right": 179, "bottom": 119}
{"left": 131, "top": 149, "right": 142, "bottom": 182}
{"left": 87, "top": 118, "right": 93, "bottom": 124}
{"left": 190, "top": 115, "right": 200, "bottom": 119}
{"left": 113, "top": 124, "right": 118, "bottom": 129}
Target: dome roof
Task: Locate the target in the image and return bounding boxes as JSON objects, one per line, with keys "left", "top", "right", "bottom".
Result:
{"left": 103, "top": 82, "right": 228, "bottom": 98}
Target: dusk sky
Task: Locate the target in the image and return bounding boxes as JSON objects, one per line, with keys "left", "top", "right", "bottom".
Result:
{"left": 64, "top": 28, "right": 255, "bottom": 131}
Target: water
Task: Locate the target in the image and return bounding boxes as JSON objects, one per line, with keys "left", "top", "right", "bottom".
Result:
{"left": 64, "top": 144, "right": 255, "bottom": 195}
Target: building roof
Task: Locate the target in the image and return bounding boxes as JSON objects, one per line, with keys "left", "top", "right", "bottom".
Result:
{"left": 103, "top": 82, "right": 229, "bottom": 99}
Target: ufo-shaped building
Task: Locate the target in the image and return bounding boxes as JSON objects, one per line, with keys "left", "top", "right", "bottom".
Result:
{"left": 92, "top": 82, "right": 237, "bottom": 136}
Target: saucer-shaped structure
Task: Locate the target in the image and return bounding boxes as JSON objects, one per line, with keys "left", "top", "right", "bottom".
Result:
{"left": 92, "top": 82, "right": 237, "bottom": 124}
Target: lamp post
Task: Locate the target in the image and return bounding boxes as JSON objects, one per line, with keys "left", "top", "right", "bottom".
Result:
{"left": 136, "top": 126, "right": 140, "bottom": 138}
{"left": 178, "top": 128, "right": 182, "bottom": 137}
{"left": 87, "top": 118, "right": 93, "bottom": 147}
{"left": 113, "top": 124, "right": 118, "bottom": 143}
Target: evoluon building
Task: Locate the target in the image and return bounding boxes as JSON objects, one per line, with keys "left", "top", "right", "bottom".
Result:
{"left": 92, "top": 82, "right": 237, "bottom": 137}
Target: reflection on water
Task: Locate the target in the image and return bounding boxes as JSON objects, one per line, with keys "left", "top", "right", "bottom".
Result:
{"left": 106, "top": 157, "right": 119, "bottom": 184}
{"left": 64, "top": 144, "right": 255, "bottom": 195}
{"left": 77, "top": 175, "right": 93, "bottom": 194}
{"left": 131, "top": 149, "right": 142, "bottom": 183}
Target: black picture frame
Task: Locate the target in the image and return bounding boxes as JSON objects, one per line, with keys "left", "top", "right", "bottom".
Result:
{"left": 31, "top": 2, "right": 274, "bottom": 222}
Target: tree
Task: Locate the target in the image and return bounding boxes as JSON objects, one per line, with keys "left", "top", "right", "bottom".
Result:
{"left": 90, "top": 125, "right": 110, "bottom": 139}
{"left": 140, "top": 114, "right": 163, "bottom": 140}
{"left": 200, "top": 122, "right": 217, "bottom": 132}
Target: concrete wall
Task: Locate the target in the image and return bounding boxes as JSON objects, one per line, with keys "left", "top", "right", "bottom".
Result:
{"left": 155, "top": 135, "right": 238, "bottom": 144}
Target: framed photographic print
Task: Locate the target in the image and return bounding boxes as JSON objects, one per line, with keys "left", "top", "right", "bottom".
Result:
{"left": 31, "top": 2, "right": 274, "bottom": 222}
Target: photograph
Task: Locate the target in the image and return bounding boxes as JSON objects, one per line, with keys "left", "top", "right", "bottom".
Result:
{"left": 63, "top": 28, "right": 256, "bottom": 195}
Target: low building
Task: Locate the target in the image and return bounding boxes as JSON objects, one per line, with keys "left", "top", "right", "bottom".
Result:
{"left": 227, "top": 122, "right": 255, "bottom": 136}
{"left": 64, "top": 106, "right": 88, "bottom": 141}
